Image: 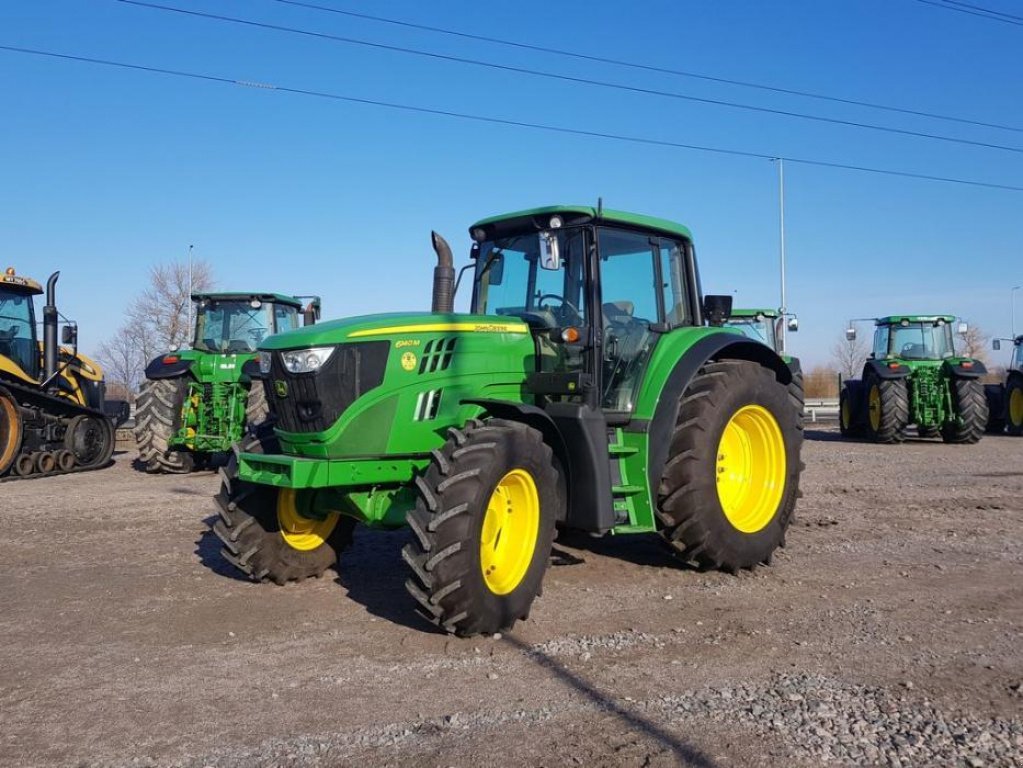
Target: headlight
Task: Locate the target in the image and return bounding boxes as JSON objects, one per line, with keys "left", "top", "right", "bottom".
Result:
{"left": 259, "top": 351, "right": 273, "bottom": 375}
{"left": 281, "top": 346, "right": 334, "bottom": 374}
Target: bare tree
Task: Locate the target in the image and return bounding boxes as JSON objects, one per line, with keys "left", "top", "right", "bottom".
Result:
{"left": 831, "top": 325, "right": 870, "bottom": 379}
{"left": 956, "top": 318, "right": 989, "bottom": 364}
{"left": 95, "top": 258, "right": 214, "bottom": 395}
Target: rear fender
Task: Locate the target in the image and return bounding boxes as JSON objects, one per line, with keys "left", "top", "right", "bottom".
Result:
{"left": 144, "top": 355, "right": 193, "bottom": 380}
{"left": 864, "top": 359, "right": 910, "bottom": 380}
{"left": 943, "top": 359, "right": 987, "bottom": 380}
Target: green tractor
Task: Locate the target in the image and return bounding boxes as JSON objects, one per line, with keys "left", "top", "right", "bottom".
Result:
{"left": 839, "top": 316, "right": 988, "bottom": 443}
{"left": 725, "top": 307, "right": 803, "bottom": 407}
{"left": 135, "top": 292, "right": 319, "bottom": 473}
{"left": 985, "top": 335, "right": 1023, "bottom": 435}
{"left": 211, "top": 206, "right": 804, "bottom": 637}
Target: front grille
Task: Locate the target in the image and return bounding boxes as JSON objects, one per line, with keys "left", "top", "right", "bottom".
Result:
{"left": 265, "top": 341, "right": 389, "bottom": 433}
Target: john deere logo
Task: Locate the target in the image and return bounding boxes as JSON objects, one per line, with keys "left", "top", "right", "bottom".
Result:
{"left": 400, "top": 351, "right": 417, "bottom": 371}
{"left": 274, "top": 380, "right": 288, "bottom": 398}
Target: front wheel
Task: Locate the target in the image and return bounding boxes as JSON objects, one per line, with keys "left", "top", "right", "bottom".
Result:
{"left": 212, "top": 428, "right": 355, "bottom": 583}
{"left": 657, "top": 360, "right": 802, "bottom": 572}
{"left": 403, "top": 418, "right": 560, "bottom": 636}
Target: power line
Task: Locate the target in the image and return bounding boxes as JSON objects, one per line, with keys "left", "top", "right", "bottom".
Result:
{"left": 913, "top": 0, "right": 1023, "bottom": 25}
{"left": 4, "top": 43, "right": 1022, "bottom": 194}
{"left": 269, "top": 0, "right": 1023, "bottom": 134}
{"left": 114, "top": 0, "right": 1023, "bottom": 156}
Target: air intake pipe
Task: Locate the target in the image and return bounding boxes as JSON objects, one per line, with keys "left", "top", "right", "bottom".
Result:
{"left": 430, "top": 231, "right": 455, "bottom": 314}
{"left": 44, "top": 271, "right": 60, "bottom": 381}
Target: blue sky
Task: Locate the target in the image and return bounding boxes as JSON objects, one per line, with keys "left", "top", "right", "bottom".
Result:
{"left": 2, "top": 0, "right": 1021, "bottom": 368}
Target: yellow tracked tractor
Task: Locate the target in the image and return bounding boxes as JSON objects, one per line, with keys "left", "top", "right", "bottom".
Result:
{"left": 0, "top": 267, "right": 116, "bottom": 480}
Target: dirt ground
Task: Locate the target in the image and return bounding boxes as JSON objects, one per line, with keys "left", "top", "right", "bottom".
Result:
{"left": 1, "top": 426, "right": 1021, "bottom": 767}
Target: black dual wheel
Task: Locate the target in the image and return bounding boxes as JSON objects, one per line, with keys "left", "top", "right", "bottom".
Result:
{"left": 212, "top": 427, "right": 355, "bottom": 584}
{"left": 403, "top": 419, "right": 560, "bottom": 637}
{"left": 864, "top": 374, "right": 909, "bottom": 444}
{"left": 135, "top": 378, "right": 194, "bottom": 473}
{"left": 657, "top": 360, "right": 802, "bottom": 572}
{"left": 941, "top": 378, "right": 988, "bottom": 444}
{"left": 1006, "top": 378, "right": 1023, "bottom": 437}
{"left": 838, "top": 385, "right": 863, "bottom": 438}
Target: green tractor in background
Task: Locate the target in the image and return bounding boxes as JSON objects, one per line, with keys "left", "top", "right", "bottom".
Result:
{"left": 211, "top": 205, "right": 804, "bottom": 637}
{"left": 725, "top": 307, "right": 803, "bottom": 410}
{"left": 839, "top": 316, "right": 988, "bottom": 443}
{"left": 984, "top": 335, "right": 1023, "bottom": 435}
{"left": 135, "top": 292, "right": 319, "bottom": 473}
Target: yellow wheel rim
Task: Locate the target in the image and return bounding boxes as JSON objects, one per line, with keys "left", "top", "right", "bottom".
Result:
{"left": 840, "top": 398, "right": 851, "bottom": 429}
{"left": 0, "top": 395, "right": 22, "bottom": 472}
{"left": 277, "top": 489, "right": 339, "bottom": 551}
{"left": 868, "top": 385, "right": 881, "bottom": 432}
{"left": 479, "top": 469, "right": 540, "bottom": 595}
{"left": 1010, "top": 388, "right": 1023, "bottom": 427}
{"left": 716, "top": 405, "right": 787, "bottom": 534}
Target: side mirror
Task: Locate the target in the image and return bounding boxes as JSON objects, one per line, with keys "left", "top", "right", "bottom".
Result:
{"left": 61, "top": 324, "right": 78, "bottom": 345}
{"left": 846, "top": 328, "right": 857, "bottom": 341}
{"left": 787, "top": 317, "right": 799, "bottom": 332}
{"left": 957, "top": 322, "right": 968, "bottom": 336}
{"left": 993, "top": 339, "right": 1001, "bottom": 351}
{"left": 702, "top": 294, "right": 733, "bottom": 326}
{"left": 539, "top": 231, "right": 561, "bottom": 271}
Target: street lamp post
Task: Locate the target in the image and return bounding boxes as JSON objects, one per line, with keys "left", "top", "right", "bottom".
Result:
{"left": 187, "top": 244, "right": 194, "bottom": 346}
{"left": 1012, "top": 285, "right": 1021, "bottom": 337}
{"left": 773, "top": 158, "right": 787, "bottom": 353}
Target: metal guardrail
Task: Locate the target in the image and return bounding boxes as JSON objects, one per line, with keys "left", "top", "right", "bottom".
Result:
{"left": 804, "top": 398, "right": 839, "bottom": 422}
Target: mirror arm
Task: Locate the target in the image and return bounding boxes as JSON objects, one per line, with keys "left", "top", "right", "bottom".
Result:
{"left": 452, "top": 263, "right": 474, "bottom": 303}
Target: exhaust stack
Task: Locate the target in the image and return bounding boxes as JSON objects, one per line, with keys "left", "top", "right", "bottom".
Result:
{"left": 44, "top": 271, "right": 60, "bottom": 380}
{"left": 430, "top": 231, "right": 455, "bottom": 314}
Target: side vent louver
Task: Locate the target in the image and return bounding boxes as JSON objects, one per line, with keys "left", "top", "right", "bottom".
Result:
{"left": 418, "top": 337, "right": 458, "bottom": 374}
{"left": 413, "top": 389, "right": 443, "bottom": 421}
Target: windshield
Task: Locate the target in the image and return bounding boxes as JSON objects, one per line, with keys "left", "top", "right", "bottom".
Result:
{"left": 1014, "top": 343, "right": 1023, "bottom": 371}
{"left": 0, "top": 288, "right": 38, "bottom": 377}
{"left": 726, "top": 316, "right": 777, "bottom": 349}
{"left": 473, "top": 228, "right": 588, "bottom": 328}
{"left": 883, "top": 321, "right": 956, "bottom": 360}
{"left": 193, "top": 300, "right": 296, "bottom": 353}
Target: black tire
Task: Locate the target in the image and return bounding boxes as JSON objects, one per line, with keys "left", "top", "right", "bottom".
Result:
{"left": 983, "top": 384, "right": 1006, "bottom": 434}
{"left": 838, "top": 385, "right": 862, "bottom": 438}
{"left": 65, "top": 413, "right": 114, "bottom": 469}
{"left": 1006, "top": 378, "right": 1023, "bottom": 437}
{"left": 657, "top": 360, "right": 802, "bottom": 572}
{"left": 0, "top": 387, "right": 23, "bottom": 477}
{"left": 941, "top": 378, "right": 988, "bottom": 444}
{"left": 245, "top": 380, "right": 269, "bottom": 429}
{"left": 135, "top": 378, "right": 194, "bottom": 473}
{"left": 403, "top": 418, "right": 560, "bottom": 637}
{"left": 865, "top": 375, "right": 909, "bottom": 444}
{"left": 211, "top": 426, "right": 355, "bottom": 584}
{"left": 917, "top": 425, "right": 940, "bottom": 439}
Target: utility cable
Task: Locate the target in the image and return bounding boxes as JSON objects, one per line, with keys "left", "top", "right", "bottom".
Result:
{"left": 267, "top": 0, "right": 1023, "bottom": 134}
{"left": 113, "top": 0, "right": 1023, "bottom": 155}
{"left": 3, "top": 43, "right": 1022, "bottom": 193}
{"left": 913, "top": 0, "right": 1023, "bottom": 25}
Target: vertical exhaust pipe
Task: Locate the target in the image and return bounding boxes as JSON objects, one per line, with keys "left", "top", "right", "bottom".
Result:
{"left": 44, "top": 271, "right": 60, "bottom": 380}
{"left": 430, "top": 231, "right": 455, "bottom": 314}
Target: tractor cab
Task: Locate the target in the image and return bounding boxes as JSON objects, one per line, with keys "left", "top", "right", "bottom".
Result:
{"left": 192, "top": 293, "right": 308, "bottom": 355}
{"left": 725, "top": 309, "right": 781, "bottom": 352}
{"left": 0, "top": 268, "right": 43, "bottom": 381}
{"left": 469, "top": 207, "right": 703, "bottom": 413}
{"left": 868, "top": 315, "right": 962, "bottom": 363}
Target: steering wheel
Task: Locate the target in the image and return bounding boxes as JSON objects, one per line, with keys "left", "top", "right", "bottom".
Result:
{"left": 537, "top": 294, "right": 583, "bottom": 325}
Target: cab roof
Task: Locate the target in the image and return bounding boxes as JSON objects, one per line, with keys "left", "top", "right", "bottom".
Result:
{"left": 729, "top": 308, "right": 778, "bottom": 319}
{"left": 1, "top": 269, "right": 43, "bottom": 295}
{"left": 876, "top": 315, "right": 956, "bottom": 325}
{"left": 470, "top": 205, "right": 693, "bottom": 242}
{"left": 192, "top": 292, "right": 303, "bottom": 309}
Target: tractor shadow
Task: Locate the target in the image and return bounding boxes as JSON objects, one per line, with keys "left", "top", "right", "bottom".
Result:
{"left": 194, "top": 515, "right": 255, "bottom": 582}
{"left": 502, "top": 632, "right": 719, "bottom": 768}
{"left": 335, "top": 527, "right": 438, "bottom": 633}
{"left": 552, "top": 529, "right": 700, "bottom": 572}
{"left": 804, "top": 428, "right": 844, "bottom": 442}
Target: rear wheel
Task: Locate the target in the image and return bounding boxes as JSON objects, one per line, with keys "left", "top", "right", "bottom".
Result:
{"left": 403, "top": 419, "right": 559, "bottom": 636}
{"left": 983, "top": 384, "right": 1006, "bottom": 434}
{"left": 838, "top": 385, "right": 862, "bottom": 438}
{"left": 245, "top": 380, "right": 268, "bottom": 429}
{"left": 865, "top": 375, "right": 908, "bottom": 444}
{"left": 212, "top": 427, "right": 355, "bottom": 584}
{"left": 0, "top": 387, "right": 23, "bottom": 477}
{"left": 135, "top": 378, "right": 194, "bottom": 473}
{"left": 941, "top": 378, "right": 988, "bottom": 444}
{"left": 1007, "top": 378, "right": 1023, "bottom": 436}
{"left": 657, "top": 360, "right": 801, "bottom": 572}
{"left": 917, "top": 425, "right": 940, "bottom": 439}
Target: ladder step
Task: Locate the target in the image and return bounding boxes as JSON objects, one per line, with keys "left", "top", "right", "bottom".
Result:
{"left": 608, "top": 444, "right": 638, "bottom": 457}
{"left": 612, "top": 484, "right": 644, "bottom": 496}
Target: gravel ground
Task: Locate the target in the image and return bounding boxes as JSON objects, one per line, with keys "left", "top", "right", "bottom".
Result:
{"left": 1, "top": 426, "right": 1021, "bottom": 767}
